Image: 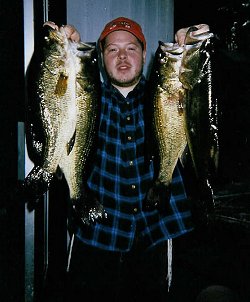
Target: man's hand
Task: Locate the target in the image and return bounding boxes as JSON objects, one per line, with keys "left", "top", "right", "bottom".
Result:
{"left": 43, "top": 21, "right": 81, "bottom": 42}
{"left": 175, "top": 24, "right": 210, "bottom": 46}
{"left": 61, "top": 24, "right": 81, "bottom": 42}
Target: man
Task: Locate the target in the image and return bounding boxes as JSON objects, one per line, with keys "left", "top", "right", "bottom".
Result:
{"left": 46, "top": 17, "right": 210, "bottom": 302}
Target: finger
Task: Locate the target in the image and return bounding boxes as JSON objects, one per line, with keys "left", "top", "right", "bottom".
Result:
{"left": 70, "top": 31, "right": 81, "bottom": 42}
{"left": 43, "top": 21, "right": 59, "bottom": 30}
{"left": 60, "top": 25, "right": 81, "bottom": 42}
{"left": 175, "top": 27, "right": 189, "bottom": 46}
{"left": 60, "top": 24, "right": 73, "bottom": 36}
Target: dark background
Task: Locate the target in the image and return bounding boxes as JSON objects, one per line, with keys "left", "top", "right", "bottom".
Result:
{"left": 0, "top": 0, "right": 68, "bottom": 301}
{"left": 173, "top": 1, "right": 250, "bottom": 302}
{"left": 0, "top": 0, "right": 249, "bottom": 301}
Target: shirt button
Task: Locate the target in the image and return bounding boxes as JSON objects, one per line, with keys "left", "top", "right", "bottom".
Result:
{"left": 131, "top": 184, "right": 136, "bottom": 189}
{"left": 129, "top": 160, "right": 133, "bottom": 166}
{"left": 133, "top": 207, "right": 138, "bottom": 213}
{"left": 127, "top": 116, "right": 131, "bottom": 121}
{"left": 126, "top": 101, "right": 130, "bottom": 105}
{"left": 127, "top": 136, "right": 132, "bottom": 141}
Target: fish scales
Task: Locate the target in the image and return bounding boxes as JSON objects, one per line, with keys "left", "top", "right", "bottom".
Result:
{"left": 60, "top": 42, "right": 105, "bottom": 224}
{"left": 179, "top": 29, "right": 219, "bottom": 182}
{"left": 23, "top": 25, "right": 104, "bottom": 223}
{"left": 179, "top": 29, "right": 219, "bottom": 217}
{"left": 60, "top": 44, "right": 105, "bottom": 223}
{"left": 151, "top": 42, "right": 187, "bottom": 186}
{"left": 145, "top": 42, "right": 187, "bottom": 211}
{"left": 40, "top": 30, "right": 77, "bottom": 174}
{"left": 24, "top": 27, "right": 78, "bottom": 196}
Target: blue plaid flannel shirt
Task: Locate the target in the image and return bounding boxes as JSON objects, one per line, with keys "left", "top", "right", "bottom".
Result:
{"left": 75, "top": 76, "right": 193, "bottom": 251}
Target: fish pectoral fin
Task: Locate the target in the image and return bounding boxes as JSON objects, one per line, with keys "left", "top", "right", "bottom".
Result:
{"left": 55, "top": 73, "right": 68, "bottom": 96}
{"left": 67, "top": 129, "right": 76, "bottom": 155}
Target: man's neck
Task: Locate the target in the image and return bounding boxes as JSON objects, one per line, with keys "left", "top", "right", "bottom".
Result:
{"left": 113, "top": 84, "right": 137, "bottom": 98}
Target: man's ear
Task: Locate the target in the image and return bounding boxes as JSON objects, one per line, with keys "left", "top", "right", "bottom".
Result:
{"left": 143, "top": 50, "right": 146, "bottom": 64}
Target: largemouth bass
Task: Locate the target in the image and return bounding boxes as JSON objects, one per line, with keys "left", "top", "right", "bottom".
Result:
{"left": 145, "top": 41, "right": 187, "bottom": 211}
{"left": 180, "top": 28, "right": 219, "bottom": 184}
{"left": 23, "top": 23, "right": 105, "bottom": 224}
{"left": 179, "top": 28, "right": 219, "bottom": 215}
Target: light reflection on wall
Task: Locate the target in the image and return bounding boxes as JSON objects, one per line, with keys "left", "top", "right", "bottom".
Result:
{"left": 23, "top": 1, "right": 35, "bottom": 301}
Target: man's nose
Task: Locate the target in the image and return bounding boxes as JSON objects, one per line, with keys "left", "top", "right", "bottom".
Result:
{"left": 118, "top": 49, "right": 127, "bottom": 59}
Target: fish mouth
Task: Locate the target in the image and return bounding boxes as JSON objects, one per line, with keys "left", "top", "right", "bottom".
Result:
{"left": 185, "top": 29, "right": 214, "bottom": 45}
{"left": 43, "top": 21, "right": 59, "bottom": 31}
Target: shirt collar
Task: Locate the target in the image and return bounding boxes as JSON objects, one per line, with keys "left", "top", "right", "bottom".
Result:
{"left": 104, "top": 75, "right": 146, "bottom": 98}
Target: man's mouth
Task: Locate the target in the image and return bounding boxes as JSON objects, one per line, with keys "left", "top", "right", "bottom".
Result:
{"left": 117, "top": 63, "right": 131, "bottom": 70}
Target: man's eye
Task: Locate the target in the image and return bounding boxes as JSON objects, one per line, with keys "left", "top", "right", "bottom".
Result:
{"left": 128, "top": 46, "right": 136, "bottom": 51}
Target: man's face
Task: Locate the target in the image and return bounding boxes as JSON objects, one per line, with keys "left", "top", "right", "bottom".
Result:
{"left": 102, "top": 30, "right": 146, "bottom": 87}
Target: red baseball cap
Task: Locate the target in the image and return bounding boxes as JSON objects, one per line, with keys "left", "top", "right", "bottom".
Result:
{"left": 99, "top": 17, "right": 146, "bottom": 50}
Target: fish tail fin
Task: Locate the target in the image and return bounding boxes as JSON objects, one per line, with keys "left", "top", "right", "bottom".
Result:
{"left": 71, "top": 187, "right": 107, "bottom": 225}
{"left": 19, "top": 166, "right": 53, "bottom": 210}
{"left": 143, "top": 180, "right": 171, "bottom": 213}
